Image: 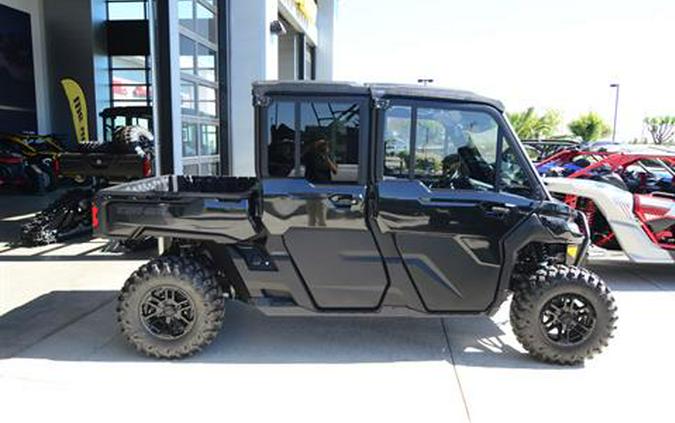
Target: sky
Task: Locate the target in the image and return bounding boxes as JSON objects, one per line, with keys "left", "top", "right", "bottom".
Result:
{"left": 333, "top": 0, "right": 675, "bottom": 141}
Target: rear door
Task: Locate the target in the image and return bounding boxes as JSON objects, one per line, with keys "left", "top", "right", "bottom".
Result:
{"left": 375, "top": 102, "right": 540, "bottom": 312}
{"left": 261, "top": 96, "right": 389, "bottom": 309}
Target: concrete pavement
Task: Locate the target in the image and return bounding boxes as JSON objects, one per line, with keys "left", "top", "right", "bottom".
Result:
{"left": 1, "top": 193, "right": 674, "bottom": 423}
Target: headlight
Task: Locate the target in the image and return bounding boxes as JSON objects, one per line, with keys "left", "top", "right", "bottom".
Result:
{"left": 566, "top": 244, "right": 579, "bottom": 262}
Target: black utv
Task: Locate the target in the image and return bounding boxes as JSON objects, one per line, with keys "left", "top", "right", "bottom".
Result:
{"left": 94, "top": 81, "right": 617, "bottom": 365}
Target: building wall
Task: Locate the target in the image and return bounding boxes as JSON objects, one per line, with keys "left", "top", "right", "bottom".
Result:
{"left": 228, "top": 0, "right": 334, "bottom": 176}
{"left": 315, "top": 0, "right": 335, "bottom": 80}
{"left": 278, "top": 30, "right": 297, "bottom": 80}
{"left": 43, "top": 0, "right": 108, "bottom": 143}
{"left": 0, "top": 0, "right": 51, "bottom": 133}
{"left": 229, "top": 0, "right": 278, "bottom": 176}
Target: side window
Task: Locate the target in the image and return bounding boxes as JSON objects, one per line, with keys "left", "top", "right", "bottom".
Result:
{"left": 300, "top": 102, "right": 360, "bottom": 183}
{"left": 500, "top": 143, "right": 534, "bottom": 196}
{"left": 268, "top": 102, "right": 296, "bottom": 177}
{"left": 414, "top": 108, "right": 498, "bottom": 191}
{"left": 267, "top": 100, "right": 361, "bottom": 183}
{"left": 384, "top": 106, "right": 412, "bottom": 178}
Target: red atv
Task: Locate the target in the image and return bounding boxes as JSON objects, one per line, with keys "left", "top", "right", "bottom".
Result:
{"left": 536, "top": 148, "right": 675, "bottom": 262}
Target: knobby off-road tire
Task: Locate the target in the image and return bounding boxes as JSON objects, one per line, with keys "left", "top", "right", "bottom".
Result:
{"left": 510, "top": 264, "right": 617, "bottom": 365}
{"left": 118, "top": 256, "right": 225, "bottom": 358}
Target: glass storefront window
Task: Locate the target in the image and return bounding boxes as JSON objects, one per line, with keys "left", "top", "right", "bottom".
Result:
{"left": 200, "top": 124, "right": 218, "bottom": 155}
{"left": 200, "top": 161, "right": 219, "bottom": 176}
{"left": 182, "top": 123, "right": 198, "bottom": 157}
{"left": 179, "top": 36, "right": 195, "bottom": 74}
{"left": 111, "top": 56, "right": 146, "bottom": 68}
{"left": 112, "top": 84, "right": 149, "bottom": 101}
{"left": 176, "top": 0, "right": 220, "bottom": 176}
{"left": 197, "top": 86, "right": 216, "bottom": 116}
{"left": 196, "top": 45, "right": 216, "bottom": 81}
{"left": 195, "top": 3, "right": 216, "bottom": 42}
{"left": 108, "top": 2, "right": 145, "bottom": 20}
{"left": 113, "top": 100, "right": 149, "bottom": 108}
{"left": 180, "top": 83, "right": 196, "bottom": 112}
{"left": 178, "top": 0, "right": 194, "bottom": 30}
{"left": 183, "top": 163, "right": 199, "bottom": 175}
{"left": 112, "top": 69, "right": 147, "bottom": 85}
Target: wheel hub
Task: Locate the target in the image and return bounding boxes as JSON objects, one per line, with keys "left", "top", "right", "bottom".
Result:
{"left": 540, "top": 293, "right": 597, "bottom": 346}
{"left": 140, "top": 286, "right": 196, "bottom": 340}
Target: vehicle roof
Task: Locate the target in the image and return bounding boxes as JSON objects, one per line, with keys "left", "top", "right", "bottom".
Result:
{"left": 252, "top": 80, "right": 505, "bottom": 112}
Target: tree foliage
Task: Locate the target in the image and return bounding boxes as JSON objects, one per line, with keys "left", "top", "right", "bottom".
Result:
{"left": 567, "top": 112, "right": 611, "bottom": 142}
{"left": 643, "top": 116, "right": 675, "bottom": 145}
{"left": 507, "top": 107, "right": 562, "bottom": 140}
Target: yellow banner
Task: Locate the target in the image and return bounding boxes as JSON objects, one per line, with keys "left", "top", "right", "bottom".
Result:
{"left": 296, "top": 0, "right": 317, "bottom": 24}
{"left": 60, "top": 78, "right": 90, "bottom": 143}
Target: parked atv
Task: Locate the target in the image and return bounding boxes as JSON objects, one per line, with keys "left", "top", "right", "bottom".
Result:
{"left": 537, "top": 149, "right": 675, "bottom": 262}
{"left": 20, "top": 188, "right": 93, "bottom": 245}
{"left": 0, "top": 134, "right": 61, "bottom": 192}
{"left": 0, "top": 146, "right": 53, "bottom": 193}
{"left": 94, "top": 81, "right": 617, "bottom": 365}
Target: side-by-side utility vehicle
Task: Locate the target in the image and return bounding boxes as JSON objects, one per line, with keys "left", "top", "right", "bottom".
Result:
{"left": 94, "top": 82, "right": 617, "bottom": 365}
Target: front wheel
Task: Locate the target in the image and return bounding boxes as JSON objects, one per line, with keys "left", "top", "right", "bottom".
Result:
{"left": 510, "top": 264, "right": 617, "bottom": 365}
{"left": 118, "top": 256, "right": 225, "bottom": 358}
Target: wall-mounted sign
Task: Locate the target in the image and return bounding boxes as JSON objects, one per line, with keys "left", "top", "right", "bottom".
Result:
{"left": 295, "top": 0, "right": 317, "bottom": 25}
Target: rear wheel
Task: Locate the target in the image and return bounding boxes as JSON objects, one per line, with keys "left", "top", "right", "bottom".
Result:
{"left": 510, "top": 264, "right": 617, "bottom": 365}
{"left": 118, "top": 256, "right": 225, "bottom": 358}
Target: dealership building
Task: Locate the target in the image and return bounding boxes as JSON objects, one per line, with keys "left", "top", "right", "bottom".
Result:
{"left": 0, "top": 0, "right": 335, "bottom": 176}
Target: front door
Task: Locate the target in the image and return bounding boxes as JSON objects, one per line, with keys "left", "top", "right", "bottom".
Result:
{"left": 262, "top": 97, "right": 388, "bottom": 309}
{"left": 375, "top": 103, "right": 538, "bottom": 312}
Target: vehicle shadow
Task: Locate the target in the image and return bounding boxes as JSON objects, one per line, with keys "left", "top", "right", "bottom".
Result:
{"left": 0, "top": 290, "right": 566, "bottom": 370}
{"left": 0, "top": 239, "right": 154, "bottom": 261}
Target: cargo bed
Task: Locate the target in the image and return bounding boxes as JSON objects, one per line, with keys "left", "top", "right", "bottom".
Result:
{"left": 93, "top": 175, "right": 261, "bottom": 243}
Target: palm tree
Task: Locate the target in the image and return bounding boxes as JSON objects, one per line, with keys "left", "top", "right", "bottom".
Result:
{"left": 507, "top": 107, "right": 562, "bottom": 140}
{"left": 568, "top": 112, "right": 611, "bottom": 142}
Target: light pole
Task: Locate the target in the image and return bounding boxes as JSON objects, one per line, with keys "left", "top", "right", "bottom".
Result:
{"left": 610, "top": 83, "right": 620, "bottom": 142}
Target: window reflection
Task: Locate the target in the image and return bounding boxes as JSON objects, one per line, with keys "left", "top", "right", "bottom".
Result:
{"left": 500, "top": 146, "right": 532, "bottom": 196}
{"left": 384, "top": 106, "right": 412, "bottom": 178}
{"left": 268, "top": 102, "right": 296, "bottom": 177}
{"left": 300, "top": 102, "right": 359, "bottom": 183}
{"left": 267, "top": 100, "right": 361, "bottom": 183}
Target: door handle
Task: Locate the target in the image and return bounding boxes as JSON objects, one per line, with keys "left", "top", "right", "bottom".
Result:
{"left": 329, "top": 193, "right": 361, "bottom": 208}
{"left": 479, "top": 202, "right": 515, "bottom": 218}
